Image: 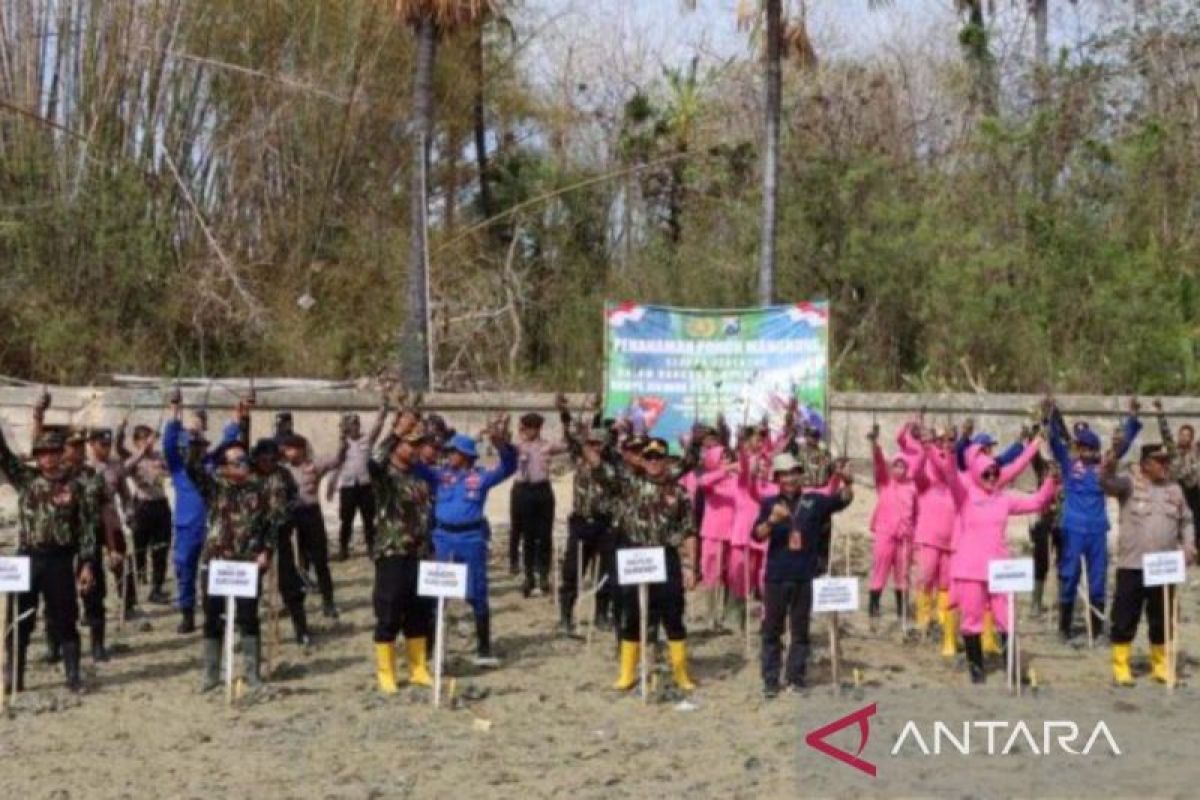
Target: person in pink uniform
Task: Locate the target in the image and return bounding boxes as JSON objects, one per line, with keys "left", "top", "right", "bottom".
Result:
{"left": 728, "top": 428, "right": 774, "bottom": 608}
{"left": 938, "top": 440, "right": 1058, "bottom": 683}
{"left": 867, "top": 424, "right": 923, "bottom": 623}
{"left": 697, "top": 444, "right": 738, "bottom": 625}
{"left": 909, "top": 426, "right": 962, "bottom": 655}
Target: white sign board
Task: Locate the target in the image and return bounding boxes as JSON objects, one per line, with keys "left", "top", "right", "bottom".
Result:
{"left": 1142, "top": 551, "right": 1186, "bottom": 587}
{"left": 988, "top": 558, "right": 1035, "bottom": 594}
{"left": 812, "top": 577, "right": 859, "bottom": 613}
{"left": 616, "top": 547, "right": 667, "bottom": 586}
{"left": 0, "top": 557, "right": 30, "bottom": 593}
{"left": 206, "top": 560, "right": 260, "bottom": 599}
{"left": 418, "top": 561, "right": 469, "bottom": 600}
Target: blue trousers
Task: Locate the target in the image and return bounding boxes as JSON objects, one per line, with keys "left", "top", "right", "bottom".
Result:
{"left": 173, "top": 529, "right": 204, "bottom": 611}
{"left": 433, "top": 530, "right": 489, "bottom": 619}
{"left": 1057, "top": 525, "right": 1107, "bottom": 609}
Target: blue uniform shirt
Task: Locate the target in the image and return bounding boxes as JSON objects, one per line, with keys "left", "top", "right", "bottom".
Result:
{"left": 1048, "top": 413, "right": 1141, "bottom": 533}
{"left": 414, "top": 442, "right": 518, "bottom": 530}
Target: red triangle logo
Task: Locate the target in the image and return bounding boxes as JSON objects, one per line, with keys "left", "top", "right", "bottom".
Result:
{"left": 804, "top": 702, "right": 878, "bottom": 777}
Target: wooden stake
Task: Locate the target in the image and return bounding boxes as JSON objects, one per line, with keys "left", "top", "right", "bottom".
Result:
{"left": 829, "top": 611, "right": 840, "bottom": 696}
{"left": 1163, "top": 585, "right": 1174, "bottom": 692}
{"left": 576, "top": 540, "right": 583, "bottom": 619}
{"left": 550, "top": 538, "right": 559, "bottom": 605}
{"left": 432, "top": 596, "right": 447, "bottom": 708}
{"left": 10, "top": 593, "right": 18, "bottom": 703}
{"left": 743, "top": 548, "right": 752, "bottom": 656}
{"left": 224, "top": 595, "right": 236, "bottom": 706}
{"left": 585, "top": 560, "right": 599, "bottom": 651}
{"left": 1172, "top": 583, "right": 1181, "bottom": 689}
{"left": 0, "top": 593, "right": 7, "bottom": 708}
{"left": 639, "top": 583, "right": 649, "bottom": 705}
{"left": 1080, "top": 556, "right": 1094, "bottom": 649}
{"left": 266, "top": 550, "right": 280, "bottom": 676}
{"left": 1006, "top": 592, "right": 1016, "bottom": 694}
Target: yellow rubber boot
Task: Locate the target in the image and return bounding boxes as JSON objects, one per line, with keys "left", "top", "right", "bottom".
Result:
{"left": 936, "top": 590, "right": 951, "bottom": 630}
{"left": 375, "top": 643, "right": 399, "bottom": 695}
{"left": 1150, "top": 644, "right": 1169, "bottom": 684}
{"left": 982, "top": 610, "right": 1003, "bottom": 656}
{"left": 613, "top": 641, "right": 640, "bottom": 691}
{"left": 668, "top": 640, "right": 696, "bottom": 692}
{"left": 405, "top": 637, "right": 433, "bottom": 687}
{"left": 1111, "top": 643, "right": 1135, "bottom": 687}
{"left": 915, "top": 590, "right": 932, "bottom": 633}
{"left": 940, "top": 606, "right": 958, "bottom": 657}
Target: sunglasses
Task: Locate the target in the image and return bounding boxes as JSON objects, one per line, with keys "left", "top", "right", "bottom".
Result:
{"left": 642, "top": 453, "right": 665, "bottom": 462}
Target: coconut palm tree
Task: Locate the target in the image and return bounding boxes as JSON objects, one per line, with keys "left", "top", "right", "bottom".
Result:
{"left": 393, "top": 1, "right": 498, "bottom": 390}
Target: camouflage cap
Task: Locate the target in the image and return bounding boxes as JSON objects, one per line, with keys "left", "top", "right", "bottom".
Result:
{"left": 621, "top": 434, "right": 649, "bottom": 452}
{"left": 87, "top": 427, "right": 113, "bottom": 444}
{"left": 64, "top": 427, "right": 88, "bottom": 446}
{"left": 31, "top": 431, "right": 65, "bottom": 454}
{"left": 585, "top": 426, "right": 608, "bottom": 443}
{"left": 642, "top": 438, "right": 670, "bottom": 459}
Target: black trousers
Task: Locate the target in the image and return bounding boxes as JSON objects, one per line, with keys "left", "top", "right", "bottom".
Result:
{"left": 1185, "top": 485, "right": 1200, "bottom": 554}
{"left": 372, "top": 555, "right": 433, "bottom": 642}
{"left": 133, "top": 498, "right": 172, "bottom": 590}
{"left": 11, "top": 553, "right": 81, "bottom": 662}
{"left": 294, "top": 505, "right": 334, "bottom": 606}
{"left": 511, "top": 482, "right": 555, "bottom": 585}
{"left": 201, "top": 569, "right": 262, "bottom": 639}
{"left": 559, "top": 514, "right": 614, "bottom": 618}
{"left": 1029, "top": 518, "right": 1062, "bottom": 582}
{"left": 80, "top": 551, "right": 107, "bottom": 627}
{"left": 1111, "top": 567, "right": 1174, "bottom": 645}
{"left": 619, "top": 548, "right": 686, "bottom": 642}
{"left": 338, "top": 484, "right": 377, "bottom": 555}
{"left": 761, "top": 579, "right": 813, "bottom": 688}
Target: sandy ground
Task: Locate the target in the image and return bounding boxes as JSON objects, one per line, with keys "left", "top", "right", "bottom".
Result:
{"left": 0, "top": 474, "right": 1198, "bottom": 800}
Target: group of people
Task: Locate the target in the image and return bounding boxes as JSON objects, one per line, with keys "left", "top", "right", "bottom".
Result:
{"left": 0, "top": 388, "right": 1195, "bottom": 699}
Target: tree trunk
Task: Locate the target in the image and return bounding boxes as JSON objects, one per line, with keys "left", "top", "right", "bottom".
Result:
{"left": 1031, "top": 0, "right": 1051, "bottom": 200}
{"left": 472, "top": 21, "right": 494, "bottom": 220}
{"left": 758, "top": 0, "right": 782, "bottom": 305}
{"left": 401, "top": 14, "right": 437, "bottom": 390}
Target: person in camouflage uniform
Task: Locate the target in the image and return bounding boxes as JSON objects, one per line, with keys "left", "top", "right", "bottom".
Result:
{"left": 367, "top": 426, "right": 435, "bottom": 693}
{"left": 62, "top": 427, "right": 121, "bottom": 664}
{"left": 249, "top": 438, "right": 310, "bottom": 647}
{"left": 611, "top": 437, "right": 699, "bottom": 694}
{"left": 1155, "top": 400, "right": 1200, "bottom": 560}
{"left": 116, "top": 421, "right": 173, "bottom": 605}
{"left": 198, "top": 440, "right": 276, "bottom": 692}
{"left": 0, "top": 428, "right": 97, "bottom": 693}
{"left": 86, "top": 427, "right": 137, "bottom": 651}
{"left": 557, "top": 422, "right": 617, "bottom": 636}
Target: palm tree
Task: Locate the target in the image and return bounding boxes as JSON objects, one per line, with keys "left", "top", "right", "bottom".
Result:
{"left": 393, "top": 1, "right": 498, "bottom": 390}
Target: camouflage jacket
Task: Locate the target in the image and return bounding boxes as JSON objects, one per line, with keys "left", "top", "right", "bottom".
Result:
{"left": 0, "top": 436, "right": 97, "bottom": 557}
{"left": 792, "top": 442, "right": 834, "bottom": 488}
{"left": 202, "top": 475, "right": 276, "bottom": 563}
{"left": 71, "top": 464, "right": 112, "bottom": 556}
{"left": 1159, "top": 414, "right": 1200, "bottom": 490}
{"left": 261, "top": 466, "right": 298, "bottom": 542}
{"left": 566, "top": 436, "right": 616, "bottom": 520}
{"left": 618, "top": 472, "right": 697, "bottom": 549}
{"left": 369, "top": 458, "right": 433, "bottom": 560}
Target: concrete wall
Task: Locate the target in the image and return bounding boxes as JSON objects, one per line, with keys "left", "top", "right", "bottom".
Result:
{"left": 1, "top": 385, "right": 1196, "bottom": 462}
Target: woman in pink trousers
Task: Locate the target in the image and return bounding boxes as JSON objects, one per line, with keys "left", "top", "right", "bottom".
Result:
{"left": 938, "top": 439, "right": 1058, "bottom": 683}
{"left": 867, "top": 424, "right": 923, "bottom": 623}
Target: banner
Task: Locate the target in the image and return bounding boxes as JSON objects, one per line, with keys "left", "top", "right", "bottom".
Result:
{"left": 603, "top": 301, "right": 829, "bottom": 449}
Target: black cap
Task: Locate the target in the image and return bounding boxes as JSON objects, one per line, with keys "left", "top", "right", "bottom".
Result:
{"left": 251, "top": 438, "right": 279, "bottom": 459}
{"left": 31, "top": 431, "right": 65, "bottom": 454}
{"left": 275, "top": 411, "right": 293, "bottom": 423}
{"left": 642, "top": 438, "right": 670, "bottom": 458}
{"left": 1141, "top": 443, "right": 1171, "bottom": 461}
{"left": 87, "top": 428, "right": 113, "bottom": 444}
{"left": 280, "top": 434, "right": 308, "bottom": 450}
{"left": 621, "top": 434, "right": 649, "bottom": 452}
{"left": 64, "top": 427, "right": 87, "bottom": 446}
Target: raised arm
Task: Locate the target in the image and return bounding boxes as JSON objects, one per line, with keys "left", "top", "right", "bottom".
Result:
{"left": 997, "top": 439, "right": 1040, "bottom": 488}
{"left": 163, "top": 419, "right": 185, "bottom": 473}
{"left": 897, "top": 422, "right": 923, "bottom": 458}
{"left": 872, "top": 442, "right": 889, "bottom": 488}
{"left": 1006, "top": 477, "right": 1059, "bottom": 516}
{"left": 479, "top": 440, "right": 518, "bottom": 492}
{"left": 1046, "top": 407, "right": 1071, "bottom": 471}
{"left": 933, "top": 444, "right": 967, "bottom": 507}
{"left": 1098, "top": 455, "right": 1132, "bottom": 502}
{"left": 1114, "top": 411, "right": 1142, "bottom": 461}
{"left": 0, "top": 423, "right": 31, "bottom": 489}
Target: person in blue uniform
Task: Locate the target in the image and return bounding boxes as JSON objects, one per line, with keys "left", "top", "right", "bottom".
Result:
{"left": 410, "top": 416, "right": 517, "bottom": 666}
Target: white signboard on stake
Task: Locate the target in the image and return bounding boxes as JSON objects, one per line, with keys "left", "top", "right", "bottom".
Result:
{"left": 1142, "top": 551, "right": 1186, "bottom": 587}
{"left": 418, "top": 561, "right": 469, "bottom": 600}
{"left": 812, "top": 577, "right": 859, "bottom": 613}
{"left": 0, "top": 557, "right": 31, "bottom": 593}
{"left": 617, "top": 547, "right": 667, "bottom": 586}
{"left": 988, "top": 558, "right": 1035, "bottom": 594}
{"left": 206, "top": 560, "right": 259, "bottom": 599}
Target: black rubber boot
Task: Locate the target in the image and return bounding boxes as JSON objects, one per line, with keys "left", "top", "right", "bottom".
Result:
{"left": 44, "top": 630, "right": 62, "bottom": 665}
{"left": 289, "top": 599, "right": 312, "bottom": 647}
{"left": 894, "top": 590, "right": 905, "bottom": 620}
{"left": 473, "top": 613, "right": 499, "bottom": 666}
{"left": 242, "top": 635, "right": 263, "bottom": 689}
{"left": 557, "top": 605, "right": 574, "bottom": 637}
{"left": 177, "top": 608, "right": 196, "bottom": 634}
{"left": 964, "top": 634, "right": 985, "bottom": 684}
{"left": 90, "top": 622, "right": 109, "bottom": 663}
{"left": 1058, "top": 601, "right": 1074, "bottom": 642}
{"left": 868, "top": 590, "right": 882, "bottom": 617}
{"left": 63, "top": 640, "right": 84, "bottom": 693}
{"left": 1031, "top": 580, "right": 1045, "bottom": 617}
{"left": 200, "top": 638, "right": 222, "bottom": 693}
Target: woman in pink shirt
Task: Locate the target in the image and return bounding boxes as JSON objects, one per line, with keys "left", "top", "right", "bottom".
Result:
{"left": 867, "top": 425, "right": 923, "bottom": 623}
{"left": 908, "top": 425, "right": 960, "bottom": 655}
{"left": 938, "top": 441, "right": 1058, "bottom": 683}
{"left": 698, "top": 445, "right": 738, "bottom": 617}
